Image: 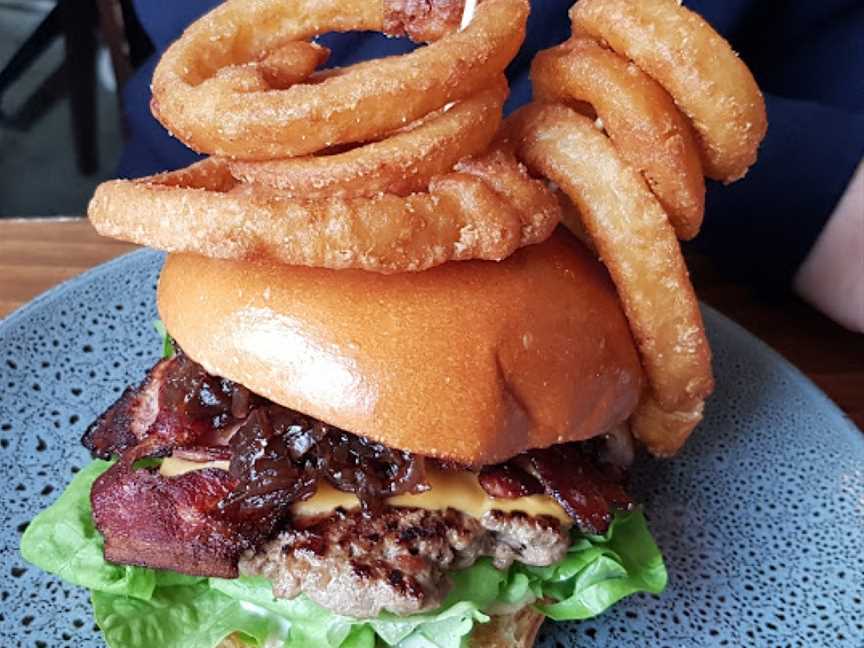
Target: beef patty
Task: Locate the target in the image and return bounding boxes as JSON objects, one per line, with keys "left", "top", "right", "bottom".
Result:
{"left": 240, "top": 506, "right": 569, "bottom": 618}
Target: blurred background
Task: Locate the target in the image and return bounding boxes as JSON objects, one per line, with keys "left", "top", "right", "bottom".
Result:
{"left": 0, "top": 0, "right": 150, "bottom": 217}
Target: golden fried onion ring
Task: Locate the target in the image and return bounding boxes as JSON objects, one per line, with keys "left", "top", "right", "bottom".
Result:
{"left": 532, "top": 39, "right": 705, "bottom": 240}
{"left": 151, "top": 0, "right": 528, "bottom": 159}
{"left": 89, "top": 152, "right": 559, "bottom": 274}
{"left": 228, "top": 79, "right": 508, "bottom": 198}
{"left": 631, "top": 395, "right": 705, "bottom": 458}
{"left": 212, "top": 41, "right": 332, "bottom": 92}
{"left": 569, "top": 0, "right": 766, "bottom": 183}
{"left": 89, "top": 0, "right": 558, "bottom": 274}
{"left": 454, "top": 140, "right": 562, "bottom": 245}
{"left": 509, "top": 104, "right": 713, "bottom": 425}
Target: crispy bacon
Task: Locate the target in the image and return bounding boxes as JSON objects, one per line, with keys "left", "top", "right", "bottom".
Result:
{"left": 91, "top": 461, "right": 242, "bottom": 577}
{"left": 478, "top": 446, "right": 631, "bottom": 535}
{"left": 82, "top": 352, "right": 259, "bottom": 459}
{"left": 527, "top": 446, "right": 633, "bottom": 534}
{"left": 478, "top": 463, "right": 543, "bottom": 498}
{"left": 82, "top": 358, "right": 173, "bottom": 458}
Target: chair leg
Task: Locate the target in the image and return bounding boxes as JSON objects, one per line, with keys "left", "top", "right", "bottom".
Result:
{"left": 95, "top": 0, "right": 133, "bottom": 91}
{"left": 5, "top": 63, "right": 67, "bottom": 130}
{"left": 59, "top": 0, "right": 99, "bottom": 175}
{"left": 0, "top": 4, "right": 61, "bottom": 122}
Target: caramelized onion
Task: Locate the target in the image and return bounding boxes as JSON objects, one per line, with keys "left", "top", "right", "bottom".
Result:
{"left": 222, "top": 405, "right": 428, "bottom": 518}
{"left": 220, "top": 407, "right": 318, "bottom": 525}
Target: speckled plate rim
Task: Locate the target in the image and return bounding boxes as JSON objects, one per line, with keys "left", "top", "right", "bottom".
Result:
{"left": 3, "top": 247, "right": 861, "bottom": 445}
{"left": 0, "top": 250, "right": 154, "bottom": 328}
{"left": 705, "top": 307, "right": 863, "bottom": 445}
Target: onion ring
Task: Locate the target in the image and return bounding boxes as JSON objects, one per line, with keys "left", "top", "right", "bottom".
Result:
{"left": 532, "top": 39, "right": 705, "bottom": 240}
{"left": 569, "top": 0, "right": 766, "bottom": 183}
{"left": 630, "top": 395, "right": 704, "bottom": 458}
{"left": 509, "top": 103, "right": 713, "bottom": 419}
{"left": 88, "top": 152, "right": 559, "bottom": 273}
{"left": 151, "top": 0, "right": 528, "bottom": 159}
{"left": 384, "top": 0, "right": 469, "bottom": 42}
{"left": 453, "top": 141, "right": 561, "bottom": 244}
{"left": 210, "top": 42, "right": 332, "bottom": 93}
{"left": 228, "top": 79, "right": 508, "bottom": 198}
{"left": 89, "top": 0, "right": 556, "bottom": 273}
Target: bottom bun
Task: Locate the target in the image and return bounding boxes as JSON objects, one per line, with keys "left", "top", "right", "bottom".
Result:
{"left": 472, "top": 606, "right": 545, "bottom": 647}
{"left": 218, "top": 606, "right": 544, "bottom": 647}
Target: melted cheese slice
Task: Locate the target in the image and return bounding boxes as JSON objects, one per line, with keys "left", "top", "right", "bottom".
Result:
{"left": 160, "top": 457, "right": 569, "bottom": 523}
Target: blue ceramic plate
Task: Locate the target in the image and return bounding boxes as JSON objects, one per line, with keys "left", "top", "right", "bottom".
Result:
{"left": 1, "top": 250, "right": 862, "bottom": 646}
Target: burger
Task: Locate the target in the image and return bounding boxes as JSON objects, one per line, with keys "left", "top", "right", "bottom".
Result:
{"left": 20, "top": 231, "right": 667, "bottom": 647}
{"left": 19, "top": 0, "right": 769, "bottom": 642}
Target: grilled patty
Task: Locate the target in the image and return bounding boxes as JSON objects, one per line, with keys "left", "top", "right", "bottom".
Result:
{"left": 240, "top": 506, "right": 569, "bottom": 618}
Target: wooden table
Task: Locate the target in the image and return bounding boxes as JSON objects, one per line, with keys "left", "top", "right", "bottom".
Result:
{"left": 2, "top": 218, "right": 862, "bottom": 430}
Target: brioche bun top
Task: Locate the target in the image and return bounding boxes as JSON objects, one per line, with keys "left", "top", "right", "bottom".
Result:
{"left": 157, "top": 229, "right": 643, "bottom": 465}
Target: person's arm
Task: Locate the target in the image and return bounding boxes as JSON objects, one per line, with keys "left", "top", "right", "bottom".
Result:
{"left": 690, "top": 95, "right": 864, "bottom": 315}
{"left": 795, "top": 162, "right": 864, "bottom": 332}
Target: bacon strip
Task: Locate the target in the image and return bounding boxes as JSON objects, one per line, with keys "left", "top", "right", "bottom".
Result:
{"left": 82, "top": 353, "right": 257, "bottom": 459}
{"left": 82, "top": 358, "right": 173, "bottom": 458}
{"left": 527, "top": 446, "right": 632, "bottom": 534}
{"left": 478, "top": 463, "right": 543, "bottom": 498}
{"left": 91, "top": 461, "right": 242, "bottom": 578}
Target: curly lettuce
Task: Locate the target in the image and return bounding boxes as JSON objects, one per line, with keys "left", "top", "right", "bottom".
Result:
{"left": 21, "top": 460, "right": 666, "bottom": 648}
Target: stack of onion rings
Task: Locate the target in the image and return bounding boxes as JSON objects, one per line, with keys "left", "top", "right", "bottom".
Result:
{"left": 569, "top": 0, "right": 767, "bottom": 183}
{"left": 509, "top": 0, "right": 766, "bottom": 455}
{"left": 509, "top": 104, "right": 713, "bottom": 415}
{"left": 532, "top": 38, "right": 705, "bottom": 240}
{"left": 89, "top": 0, "right": 559, "bottom": 273}
{"left": 87, "top": 0, "right": 767, "bottom": 456}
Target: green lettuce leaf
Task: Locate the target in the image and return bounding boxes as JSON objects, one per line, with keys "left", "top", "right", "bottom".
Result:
{"left": 20, "top": 459, "right": 667, "bottom": 648}
{"left": 20, "top": 460, "right": 157, "bottom": 599}
{"left": 92, "top": 583, "right": 276, "bottom": 648}
{"left": 153, "top": 319, "right": 175, "bottom": 359}
{"left": 211, "top": 575, "right": 493, "bottom": 648}
{"left": 212, "top": 577, "right": 366, "bottom": 648}
{"left": 524, "top": 511, "right": 668, "bottom": 620}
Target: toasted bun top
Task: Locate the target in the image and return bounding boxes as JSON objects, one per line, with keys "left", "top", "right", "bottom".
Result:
{"left": 157, "top": 229, "right": 643, "bottom": 465}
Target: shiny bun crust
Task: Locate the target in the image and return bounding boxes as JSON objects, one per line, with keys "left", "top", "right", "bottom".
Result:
{"left": 157, "top": 228, "right": 643, "bottom": 465}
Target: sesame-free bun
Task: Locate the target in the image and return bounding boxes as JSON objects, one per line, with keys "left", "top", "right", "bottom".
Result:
{"left": 471, "top": 605, "right": 546, "bottom": 647}
{"left": 157, "top": 228, "right": 643, "bottom": 465}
